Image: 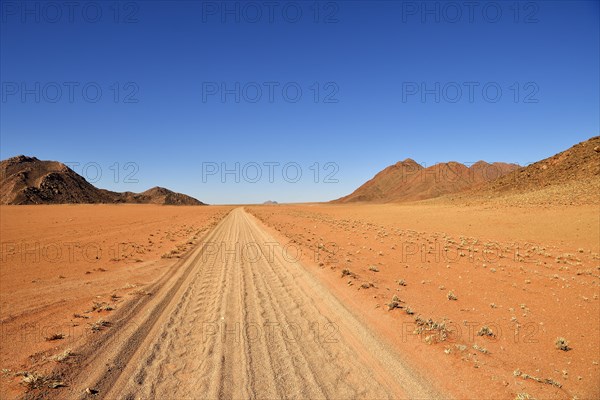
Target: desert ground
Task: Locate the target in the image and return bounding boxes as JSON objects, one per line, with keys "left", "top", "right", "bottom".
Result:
{"left": 249, "top": 202, "right": 600, "bottom": 400}
{"left": 0, "top": 205, "right": 231, "bottom": 398}
{"left": 0, "top": 202, "right": 599, "bottom": 399}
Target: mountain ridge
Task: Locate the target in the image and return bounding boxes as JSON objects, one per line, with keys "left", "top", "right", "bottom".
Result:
{"left": 0, "top": 155, "right": 206, "bottom": 205}
{"left": 335, "top": 160, "right": 518, "bottom": 203}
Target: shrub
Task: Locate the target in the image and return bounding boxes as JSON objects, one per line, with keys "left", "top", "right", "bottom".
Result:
{"left": 45, "top": 333, "right": 65, "bottom": 341}
{"left": 90, "top": 319, "right": 110, "bottom": 332}
{"left": 473, "top": 344, "right": 488, "bottom": 354}
{"left": 388, "top": 295, "right": 402, "bottom": 310}
{"left": 477, "top": 326, "right": 494, "bottom": 337}
{"left": 555, "top": 337, "right": 570, "bottom": 351}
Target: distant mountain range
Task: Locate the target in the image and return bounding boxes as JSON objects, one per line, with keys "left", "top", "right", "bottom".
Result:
{"left": 0, "top": 155, "right": 205, "bottom": 205}
{"left": 335, "top": 160, "right": 518, "bottom": 203}
{"left": 334, "top": 136, "right": 599, "bottom": 204}
{"left": 3, "top": 136, "right": 597, "bottom": 206}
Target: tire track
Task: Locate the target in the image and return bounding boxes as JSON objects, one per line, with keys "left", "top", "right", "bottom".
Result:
{"left": 60, "top": 208, "right": 443, "bottom": 399}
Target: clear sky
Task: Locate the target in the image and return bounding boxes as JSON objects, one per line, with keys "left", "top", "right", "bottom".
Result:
{"left": 1, "top": 0, "right": 598, "bottom": 204}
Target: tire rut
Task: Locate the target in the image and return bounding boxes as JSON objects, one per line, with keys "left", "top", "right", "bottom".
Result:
{"left": 68, "top": 208, "right": 443, "bottom": 399}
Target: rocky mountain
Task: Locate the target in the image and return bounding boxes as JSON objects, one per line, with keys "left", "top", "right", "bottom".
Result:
{"left": 335, "top": 159, "right": 518, "bottom": 203}
{"left": 455, "top": 136, "right": 600, "bottom": 205}
{"left": 0, "top": 155, "right": 205, "bottom": 205}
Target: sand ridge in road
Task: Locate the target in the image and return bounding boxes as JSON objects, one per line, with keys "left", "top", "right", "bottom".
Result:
{"left": 248, "top": 203, "right": 600, "bottom": 400}
{"left": 76, "top": 208, "right": 440, "bottom": 399}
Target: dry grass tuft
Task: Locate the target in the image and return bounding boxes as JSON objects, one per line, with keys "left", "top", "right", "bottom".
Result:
{"left": 414, "top": 316, "right": 450, "bottom": 343}
{"left": 53, "top": 349, "right": 73, "bottom": 362}
{"left": 18, "top": 371, "right": 66, "bottom": 390}
{"left": 477, "top": 325, "right": 495, "bottom": 337}
{"left": 90, "top": 319, "right": 110, "bottom": 332}
{"left": 91, "top": 302, "right": 114, "bottom": 312}
{"left": 515, "top": 394, "right": 536, "bottom": 400}
{"left": 387, "top": 295, "right": 402, "bottom": 310}
{"left": 44, "top": 333, "right": 65, "bottom": 341}
{"left": 473, "top": 344, "right": 489, "bottom": 354}
{"left": 513, "top": 369, "right": 562, "bottom": 388}
{"left": 555, "top": 337, "right": 570, "bottom": 351}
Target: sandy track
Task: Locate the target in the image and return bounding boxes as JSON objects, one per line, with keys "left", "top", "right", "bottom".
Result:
{"left": 50, "top": 208, "right": 441, "bottom": 399}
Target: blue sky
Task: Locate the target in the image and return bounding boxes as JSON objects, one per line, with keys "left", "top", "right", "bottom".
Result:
{"left": 1, "top": 0, "right": 598, "bottom": 204}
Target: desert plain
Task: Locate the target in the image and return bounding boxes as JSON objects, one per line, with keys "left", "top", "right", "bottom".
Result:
{"left": 0, "top": 200, "right": 598, "bottom": 399}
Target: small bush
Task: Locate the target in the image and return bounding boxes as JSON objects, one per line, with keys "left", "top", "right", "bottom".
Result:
{"left": 20, "top": 372, "right": 45, "bottom": 389}
{"left": 18, "top": 372, "right": 65, "bottom": 389}
{"left": 473, "top": 344, "right": 488, "bottom": 354}
{"left": 414, "top": 316, "right": 450, "bottom": 343}
{"left": 388, "top": 295, "right": 402, "bottom": 310}
{"left": 555, "top": 337, "right": 570, "bottom": 351}
{"left": 477, "top": 326, "right": 494, "bottom": 337}
{"left": 45, "top": 333, "right": 65, "bottom": 341}
{"left": 91, "top": 302, "right": 114, "bottom": 312}
{"left": 447, "top": 291, "right": 457, "bottom": 301}
{"left": 368, "top": 266, "right": 379, "bottom": 272}
{"left": 515, "top": 394, "right": 536, "bottom": 400}
{"left": 90, "top": 319, "right": 110, "bottom": 332}
{"left": 53, "top": 349, "right": 73, "bottom": 362}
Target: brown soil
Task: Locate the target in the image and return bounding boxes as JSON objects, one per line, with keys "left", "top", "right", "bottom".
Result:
{"left": 0, "top": 204, "right": 231, "bottom": 398}
{"left": 1, "top": 202, "right": 598, "bottom": 399}
{"left": 247, "top": 203, "right": 600, "bottom": 400}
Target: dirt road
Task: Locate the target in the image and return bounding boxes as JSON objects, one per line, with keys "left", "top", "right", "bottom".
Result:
{"left": 51, "top": 208, "right": 441, "bottom": 399}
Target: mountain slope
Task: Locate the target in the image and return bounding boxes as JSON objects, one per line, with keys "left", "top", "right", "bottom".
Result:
{"left": 455, "top": 136, "right": 600, "bottom": 205}
{"left": 335, "top": 159, "right": 518, "bottom": 203}
{"left": 0, "top": 155, "right": 205, "bottom": 205}
{"left": 477, "top": 136, "right": 599, "bottom": 193}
